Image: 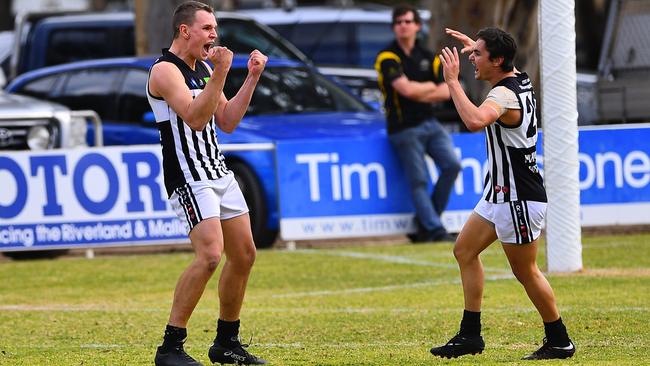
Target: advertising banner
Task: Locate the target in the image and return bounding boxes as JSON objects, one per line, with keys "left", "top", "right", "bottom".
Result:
{"left": 275, "top": 133, "right": 484, "bottom": 240}
{"left": 277, "top": 125, "right": 650, "bottom": 240}
{"left": 546, "top": 125, "right": 650, "bottom": 226}
{"left": 275, "top": 136, "right": 417, "bottom": 239}
{"left": 0, "top": 145, "right": 186, "bottom": 251}
{"left": 2, "top": 125, "right": 649, "bottom": 249}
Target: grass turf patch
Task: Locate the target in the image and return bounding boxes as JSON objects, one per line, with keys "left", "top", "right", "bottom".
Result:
{"left": 1, "top": 233, "right": 648, "bottom": 365}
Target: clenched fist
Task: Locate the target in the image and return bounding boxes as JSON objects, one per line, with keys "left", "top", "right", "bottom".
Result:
{"left": 248, "top": 49, "right": 268, "bottom": 77}
{"left": 208, "top": 46, "right": 233, "bottom": 75}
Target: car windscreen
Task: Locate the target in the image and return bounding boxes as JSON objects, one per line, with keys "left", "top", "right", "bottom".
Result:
{"left": 44, "top": 26, "right": 135, "bottom": 68}
{"left": 0, "top": 31, "right": 13, "bottom": 78}
{"left": 272, "top": 23, "right": 352, "bottom": 65}
{"left": 218, "top": 19, "right": 303, "bottom": 62}
{"left": 224, "top": 66, "right": 370, "bottom": 115}
{"left": 273, "top": 21, "right": 429, "bottom": 68}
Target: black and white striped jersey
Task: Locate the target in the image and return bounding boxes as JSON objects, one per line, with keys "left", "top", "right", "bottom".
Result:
{"left": 483, "top": 72, "right": 547, "bottom": 203}
{"left": 146, "top": 49, "right": 230, "bottom": 197}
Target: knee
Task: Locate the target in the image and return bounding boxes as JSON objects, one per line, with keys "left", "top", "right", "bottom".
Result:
{"left": 233, "top": 240, "right": 257, "bottom": 271}
{"left": 242, "top": 243, "right": 257, "bottom": 269}
{"left": 442, "top": 160, "right": 462, "bottom": 177}
{"left": 198, "top": 252, "right": 222, "bottom": 274}
{"left": 409, "top": 178, "right": 429, "bottom": 191}
{"left": 511, "top": 265, "right": 539, "bottom": 284}
{"left": 453, "top": 244, "right": 473, "bottom": 264}
{"left": 451, "top": 160, "right": 462, "bottom": 175}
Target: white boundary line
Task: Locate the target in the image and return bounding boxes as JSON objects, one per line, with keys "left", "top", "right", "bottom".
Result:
{"left": 269, "top": 274, "right": 514, "bottom": 298}
{"left": 80, "top": 344, "right": 124, "bottom": 348}
{"left": 292, "top": 249, "right": 510, "bottom": 273}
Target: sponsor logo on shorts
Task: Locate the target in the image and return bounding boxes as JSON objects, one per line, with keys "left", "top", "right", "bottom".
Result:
{"left": 177, "top": 186, "right": 198, "bottom": 224}
{"left": 513, "top": 201, "right": 529, "bottom": 239}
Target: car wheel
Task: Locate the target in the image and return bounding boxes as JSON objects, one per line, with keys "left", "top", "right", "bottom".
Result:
{"left": 228, "top": 161, "right": 277, "bottom": 248}
{"left": 2, "top": 249, "right": 70, "bottom": 260}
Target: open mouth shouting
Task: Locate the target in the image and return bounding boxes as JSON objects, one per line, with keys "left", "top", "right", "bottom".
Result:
{"left": 471, "top": 61, "right": 480, "bottom": 78}
{"left": 203, "top": 41, "right": 216, "bottom": 56}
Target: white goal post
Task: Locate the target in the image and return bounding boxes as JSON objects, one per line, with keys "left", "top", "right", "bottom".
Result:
{"left": 539, "top": 0, "right": 583, "bottom": 272}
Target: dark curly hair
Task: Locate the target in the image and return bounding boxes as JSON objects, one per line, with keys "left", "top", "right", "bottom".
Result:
{"left": 476, "top": 27, "right": 517, "bottom": 72}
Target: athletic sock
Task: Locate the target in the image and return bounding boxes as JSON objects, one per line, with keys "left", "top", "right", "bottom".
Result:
{"left": 459, "top": 310, "right": 481, "bottom": 337}
{"left": 216, "top": 319, "right": 240, "bottom": 348}
{"left": 160, "top": 324, "right": 187, "bottom": 351}
{"left": 544, "top": 317, "right": 571, "bottom": 346}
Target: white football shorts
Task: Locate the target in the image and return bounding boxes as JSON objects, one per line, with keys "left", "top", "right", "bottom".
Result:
{"left": 474, "top": 199, "right": 546, "bottom": 244}
{"left": 169, "top": 173, "right": 249, "bottom": 234}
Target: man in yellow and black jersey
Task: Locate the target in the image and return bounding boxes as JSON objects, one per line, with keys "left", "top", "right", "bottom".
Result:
{"left": 375, "top": 4, "right": 460, "bottom": 243}
{"left": 376, "top": 29, "right": 445, "bottom": 133}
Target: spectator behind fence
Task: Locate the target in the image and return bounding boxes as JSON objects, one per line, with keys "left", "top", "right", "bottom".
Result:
{"left": 374, "top": 4, "right": 461, "bottom": 243}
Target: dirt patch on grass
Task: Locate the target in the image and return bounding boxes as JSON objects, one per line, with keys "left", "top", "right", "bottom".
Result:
{"left": 552, "top": 267, "right": 650, "bottom": 277}
{"left": 582, "top": 225, "right": 650, "bottom": 236}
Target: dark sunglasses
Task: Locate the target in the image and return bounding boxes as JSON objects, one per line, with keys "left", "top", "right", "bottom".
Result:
{"left": 393, "top": 19, "right": 416, "bottom": 25}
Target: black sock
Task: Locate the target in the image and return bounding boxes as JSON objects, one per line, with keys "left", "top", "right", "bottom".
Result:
{"left": 160, "top": 324, "right": 187, "bottom": 351}
{"left": 459, "top": 310, "right": 481, "bottom": 337}
{"left": 544, "top": 317, "right": 571, "bottom": 346}
{"left": 216, "top": 319, "right": 240, "bottom": 348}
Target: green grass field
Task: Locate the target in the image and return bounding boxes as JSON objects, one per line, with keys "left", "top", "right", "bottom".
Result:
{"left": 1, "top": 233, "right": 649, "bottom": 365}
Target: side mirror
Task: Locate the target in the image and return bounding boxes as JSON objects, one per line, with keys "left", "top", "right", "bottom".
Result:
{"left": 142, "top": 111, "right": 156, "bottom": 124}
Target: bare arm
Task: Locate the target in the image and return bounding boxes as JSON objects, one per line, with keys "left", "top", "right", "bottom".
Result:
{"left": 439, "top": 47, "right": 498, "bottom": 132}
{"left": 214, "top": 50, "right": 268, "bottom": 133}
{"left": 391, "top": 76, "right": 450, "bottom": 103}
{"left": 149, "top": 46, "right": 232, "bottom": 131}
{"left": 423, "top": 81, "right": 450, "bottom": 102}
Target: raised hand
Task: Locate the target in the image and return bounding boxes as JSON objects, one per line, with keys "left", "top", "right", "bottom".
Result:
{"left": 439, "top": 46, "right": 461, "bottom": 83}
{"left": 208, "top": 46, "right": 233, "bottom": 75}
{"left": 446, "top": 28, "right": 476, "bottom": 54}
{"left": 247, "top": 49, "right": 268, "bottom": 77}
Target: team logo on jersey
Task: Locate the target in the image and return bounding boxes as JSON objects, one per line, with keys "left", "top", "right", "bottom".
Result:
{"left": 494, "top": 185, "right": 510, "bottom": 194}
{"left": 420, "top": 60, "right": 429, "bottom": 71}
{"left": 387, "top": 66, "right": 399, "bottom": 79}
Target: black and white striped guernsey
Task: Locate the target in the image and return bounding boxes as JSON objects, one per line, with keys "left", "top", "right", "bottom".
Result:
{"left": 146, "top": 49, "right": 230, "bottom": 197}
{"left": 483, "top": 72, "right": 547, "bottom": 203}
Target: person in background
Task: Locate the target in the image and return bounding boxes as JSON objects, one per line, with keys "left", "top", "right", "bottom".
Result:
{"left": 429, "top": 27, "right": 575, "bottom": 360}
{"left": 375, "top": 4, "right": 461, "bottom": 243}
{"left": 147, "top": 1, "right": 267, "bottom": 365}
